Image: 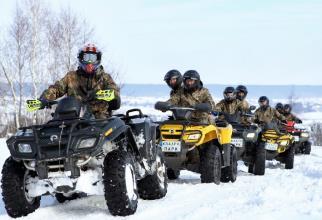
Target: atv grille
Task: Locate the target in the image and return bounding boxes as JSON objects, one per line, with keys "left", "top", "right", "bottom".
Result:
{"left": 162, "top": 134, "right": 182, "bottom": 140}
{"left": 37, "top": 134, "right": 69, "bottom": 158}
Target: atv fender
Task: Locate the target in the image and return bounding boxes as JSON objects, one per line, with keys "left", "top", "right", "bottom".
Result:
{"left": 103, "top": 117, "right": 141, "bottom": 158}
{"left": 222, "top": 144, "right": 231, "bottom": 167}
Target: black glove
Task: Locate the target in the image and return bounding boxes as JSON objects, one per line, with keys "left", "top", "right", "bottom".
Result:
{"left": 254, "top": 119, "right": 260, "bottom": 124}
{"left": 281, "top": 120, "right": 287, "bottom": 124}
{"left": 296, "top": 119, "right": 303, "bottom": 124}
{"left": 39, "top": 98, "right": 50, "bottom": 109}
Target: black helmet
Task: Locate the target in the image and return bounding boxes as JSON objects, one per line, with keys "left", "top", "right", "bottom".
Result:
{"left": 236, "top": 85, "right": 248, "bottom": 101}
{"left": 284, "top": 104, "right": 292, "bottom": 114}
{"left": 275, "top": 102, "right": 284, "bottom": 113}
{"left": 77, "top": 43, "right": 102, "bottom": 76}
{"left": 223, "top": 86, "right": 236, "bottom": 102}
{"left": 258, "top": 96, "right": 269, "bottom": 110}
{"left": 183, "top": 70, "right": 200, "bottom": 92}
{"left": 164, "top": 69, "right": 182, "bottom": 90}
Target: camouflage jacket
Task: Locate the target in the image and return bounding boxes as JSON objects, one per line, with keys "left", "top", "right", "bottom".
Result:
{"left": 284, "top": 113, "right": 301, "bottom": 122}
{"left": 254, "top": 106, "right": 285, "bottom": 124}
{"left": 167, "top": 87, "right": 215, "bottom": 123}
{"left": 240, "top": 99, "right": 250, "bottom": 110}
{"left": 215, "top": 99, "right": 246, "bottom": 114}
{"left": 40, "top": 66, "right": 120, "bottom": 119}
{"left": 215, "top": 99, "right": 249, "bottom": 123}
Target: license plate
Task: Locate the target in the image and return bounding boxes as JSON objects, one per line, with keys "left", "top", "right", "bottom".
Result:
{"left": 161, "top": 141, "right": 181, "bottom": 152}
{"left": 265, "top": 143, "right": 278, "bottom": 151}
{"left": 293, "top": 136, "right": 299, "bottom": 142}
{"left": 231, "top": 138, "right": 244, "bottom": 148}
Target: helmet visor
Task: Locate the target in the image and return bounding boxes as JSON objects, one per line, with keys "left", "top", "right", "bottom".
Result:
{"left": 83, "top": 53, "right": 98, "bottom": 63}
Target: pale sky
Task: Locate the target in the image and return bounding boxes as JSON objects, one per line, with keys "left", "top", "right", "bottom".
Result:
{"left": 1, "top": 0, "right": 322, "bottom": 85}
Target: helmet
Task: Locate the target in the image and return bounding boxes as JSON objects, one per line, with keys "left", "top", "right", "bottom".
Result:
{"left": 258, "top": 96, "right": 269, "bottom": 110}
{"left": 275, "top": 103, "right": 284, "bottom": 113}
{"left": 183, "top": 70, "right": 200, "bottom": 92}
{"left": 77, "top": 43, "right": 102, "bottom": 75}
{"left": 236, "top": 85, "right": 248, "bottom": 101}
{"left": 284, "top": 104, "right": 292, "bottom": 114}
{"left": 223, "top": 86, "right": 236, "bottom": 102}
{"left": 164, "top": 69, "right": 182, "bottom": 90}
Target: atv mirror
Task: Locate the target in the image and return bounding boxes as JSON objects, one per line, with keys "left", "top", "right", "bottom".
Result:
{"left": 194, "top": 103, "right": 211, "bottom": 112}
{"left": 249, "top": 105, "right": 256, "bottom": 111}
{"left": 155, "top": 101, "right": 171, "bottom": 112}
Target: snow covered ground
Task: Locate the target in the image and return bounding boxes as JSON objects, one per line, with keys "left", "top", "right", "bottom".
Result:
{"left": 0, "top": 138, "right": 322, "bottom": 220}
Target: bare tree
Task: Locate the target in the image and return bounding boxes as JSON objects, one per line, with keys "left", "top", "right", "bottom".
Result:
{"left": 9, "top": 5, "right": 30, "bottom": 119}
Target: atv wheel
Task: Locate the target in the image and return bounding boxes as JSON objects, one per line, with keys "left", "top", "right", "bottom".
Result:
{"left": 285, "top": 146, "right": 295, "bottom": 169}
{"left": 200, "top": 143, "right": 221, "bottom": 184}
{"left": 1, "top": 157, "right": 41, "bottom": 218}
{"left": 253, "top": 143, "right": 266, "bottom": 175}
{"left": 303, "top": 141, "right": 311, "bottom": 155}
{"left": 55, "top": 192, "right": 86, "bottom": 203}
{"left": 167, "top": 168, "right": 180, "bottom": 180}
{"left": 220, "top": 145, "right": 238, "bottom": 183}
{"left": 138, "top": 149, "right": 167, "bottom": 199}
{"left": 103, "top": 150, "right": 138, "bottom": 216}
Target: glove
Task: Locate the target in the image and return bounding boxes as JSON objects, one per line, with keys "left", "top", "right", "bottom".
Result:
{"left": 253, "top": 119, "right": 260, "bottom": 124}
{"left": 39, "top": 98, "right": 50, "bottom": 109}
{"left": 296, "top": 119, "right": 303, "bottom": 124}
{"left": 281, "top": 120, "right": 287, "bottom": 124}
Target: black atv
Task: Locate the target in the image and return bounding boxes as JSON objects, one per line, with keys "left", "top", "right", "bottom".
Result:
{"left": 1, "top": 95, "right": 167, "bottom": 218}
{"left": 216, "top": 111, "right": 264, "bottom": 176}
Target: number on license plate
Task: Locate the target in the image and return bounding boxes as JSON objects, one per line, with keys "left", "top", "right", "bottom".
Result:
{"left": 231, "top": 138, "right": 244, "bottom": 148}
{"left": 265, "top": 143, "right": 278, "bottom": 151}
{"left": 161, "top": 141, "right": 181, "bottom": 152}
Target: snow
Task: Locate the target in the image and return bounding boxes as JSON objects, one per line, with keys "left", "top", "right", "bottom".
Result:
{"left": 0, "top": 138, "right": 322, "bottom": 219}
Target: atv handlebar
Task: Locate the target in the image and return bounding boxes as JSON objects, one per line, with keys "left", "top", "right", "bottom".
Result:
{"left": 155, "top": 101, "right": 211, "bottom": 113}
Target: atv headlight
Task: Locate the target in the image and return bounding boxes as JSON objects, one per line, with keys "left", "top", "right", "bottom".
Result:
{"left": 187, "top": 133, "right": 201, "bottom": 140}
{"left": 18, "top": 143, "right": 32, "bottom": 153}
{"left": 78, "top": 138, "right": 96, "bottom": 149}
{"left": 246, "top": 133, "right": 256, "bottom": 139}
{"left": 301, "top": 132, "right": 309, "bottom": 138}
{"left": 15, "top": 129, "right": 33, "bottom": 137}
{"left": 279, "top": 140, "right": 288, "bottom": 146}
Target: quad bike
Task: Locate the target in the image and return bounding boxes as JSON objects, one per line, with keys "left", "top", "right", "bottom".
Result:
{"left": 217, "top": 109, "right": 263, "bottom": 176}
{"left": 286, "top": 121, "right": 311, "bottom": 154}
{"left": 250, "top": 122, "right": 295, "bottom": 175}
{"left": 1, "top": 90, "right": 167, "bottom": 218}
{"left": 155, "top": 101, "right": 236, "bottom": 184}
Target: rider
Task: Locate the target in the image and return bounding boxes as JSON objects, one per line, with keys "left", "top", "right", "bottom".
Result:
{"left": 236, "top": 85, "right": 249, "bottom": 110}
{"left": 164, "top": 69, "right": 183, "bottom": 97}
{"left": 254, "top": 96, "right": 286, "bottom": 125}
{"left": 40, "top": 43, "right": 120, "bottom": 119}
{"left": 283, "top": 104, "right": 302, "bottom": 123}
{"left": 275, "top": 103, "right": 284, "bottom": 114}
{"left": 167, "top": 70, "right": 215, "bottom": 123}
{"left": 215, "top": 86, "right": 248, "bottom": 123}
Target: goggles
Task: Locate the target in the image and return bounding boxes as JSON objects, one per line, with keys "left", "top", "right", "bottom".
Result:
{"left": 82, "top": 53, "right": 98, "bottom": 63}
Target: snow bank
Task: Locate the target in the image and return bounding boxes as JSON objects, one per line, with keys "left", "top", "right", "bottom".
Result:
{"left": 0, "top": 138, "right": 322, "bottom": 219}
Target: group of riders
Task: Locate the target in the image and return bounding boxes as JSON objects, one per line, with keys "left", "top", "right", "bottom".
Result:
{"left": 39, "top": 43, "right": 302, "bottom": 128}
{"left": 164, "top": 69, "right": 302, "bottom": 127}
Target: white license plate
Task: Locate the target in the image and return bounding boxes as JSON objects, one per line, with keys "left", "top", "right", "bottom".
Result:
{"left": 265, "top": 143, "right": 278, "bottom": 151}
{"left": 161, "top": 141, "right": 181, "bottom": 152}
{"left": 231, "top": 138, "right": 244, "bottom": 148}
{"left": 293, "top": 136, "right": 299, "bottom": 142}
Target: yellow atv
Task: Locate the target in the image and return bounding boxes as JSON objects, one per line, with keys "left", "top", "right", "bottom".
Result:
{"left": 249, "top": 122, "right": 295, "bottom": 175}
{"left": 154, "top": 102, "right": 236, "bottom": 184}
